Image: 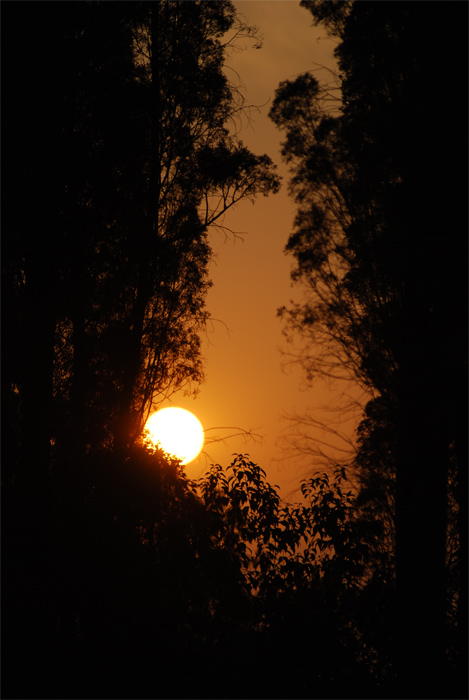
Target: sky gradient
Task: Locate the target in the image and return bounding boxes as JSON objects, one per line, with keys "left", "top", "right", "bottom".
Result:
{"left": 161, "top": 1, "right": 367, "bottom": 494}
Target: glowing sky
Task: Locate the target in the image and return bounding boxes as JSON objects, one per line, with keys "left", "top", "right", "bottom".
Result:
{"left": 165, "top": 1, "right": 367, "bottom": 494}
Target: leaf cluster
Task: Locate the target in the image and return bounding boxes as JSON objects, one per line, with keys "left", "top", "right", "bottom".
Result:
{"left": 195, "top": 454, "right": 365, "bottom": 600}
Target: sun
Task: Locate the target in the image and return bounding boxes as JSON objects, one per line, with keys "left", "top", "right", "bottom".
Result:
{"left": 145, "top": 407, "right": 204, "bottom": 464}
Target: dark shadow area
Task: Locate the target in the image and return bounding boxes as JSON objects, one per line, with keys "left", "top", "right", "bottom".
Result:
{"left": 1, "top": 450, "right": 394, "bottom": 699}
{"left": 269, "top": 1, "right": 468, "bottom": 697}
{"left": 2, "top": 2, "right": 467, "bottom": 699}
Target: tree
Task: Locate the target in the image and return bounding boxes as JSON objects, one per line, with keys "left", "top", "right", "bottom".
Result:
{"left": 194, "top": 454, "right": 378, "bottom": 697}
{"left": 3, "top": 438, "right": 377, "bottom": 699}
{"left": 270, "top": 2, "right": 468, "bottom": 695}
{"left": 2, "top": 0, "right": 279, "bottom": 486}
{"left": 113, "top": 1, "right": 280, "bottom": 452}
{"left": 2, "top": 4, "right": 280, "bottom": 696}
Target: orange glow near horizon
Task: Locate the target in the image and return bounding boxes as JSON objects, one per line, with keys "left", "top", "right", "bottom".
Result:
{"left": 164, "top": 2, "right": 367, "bottom": 496}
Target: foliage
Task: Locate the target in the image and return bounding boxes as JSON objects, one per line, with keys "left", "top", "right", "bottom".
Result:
{"left": 3, "top": 0, "right": 280, "bottom": 481}
{"left": 270, "top": 2, "right": 468, "bottom": 696}
{"left": 270, "top": 68, "right": 397, "bottom": 394}
{"left": 2, "top": 3, "right": 282, "bottom": 696}
{"left": 192, "top": 454, "right": 393, "bottom": 695}
{"left": 300, "top": 0, "right": 352, "bottom": 39}
{"left": 3, "top": 445, "right": 382, "bottom": 698}
{"left": 3, "top": 1, "right": 467, "bottom": 697}
{"left": 196, "top": 455, "right": 359, "bottom": 592}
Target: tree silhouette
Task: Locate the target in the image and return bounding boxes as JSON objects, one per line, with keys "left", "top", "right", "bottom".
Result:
{"left": 2, "top": 3, "right": 282, "bottom": 698}
{"left": 270, "top": 2, "right": 468, "bottom": 696}
{"left": 3, "top": 440, "right": 383, "bottom": 699}
{"left": 3, "top": 0, "right": 279, "bottom": 481}
{"left": 193, "top": 455, "right": 377, "bottom": 697}
{"left": 3, "top": 2, "right": 467, "bottom": 699}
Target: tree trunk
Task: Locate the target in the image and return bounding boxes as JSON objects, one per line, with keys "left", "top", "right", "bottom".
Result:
{"left": 21, "top": 289, "right": 57, "bottom": 493}
{"left": 114, "top": 2, "right": 160, "bottom": 454}
{"left": 395, "top": 354, "right": 449, "bottom": 698}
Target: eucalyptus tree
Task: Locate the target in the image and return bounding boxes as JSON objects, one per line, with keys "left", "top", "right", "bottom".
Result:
{"left": 3, "top": 4, "right": 280, "bottom": 694}
{"left": 112, "top": 0, "right": 280, "bottom": 453}
{"left": 3, "top": 1, "right": 279, "bottom": 486}
{"left": 270, "top": 1, "right": 467, "bottom": 695}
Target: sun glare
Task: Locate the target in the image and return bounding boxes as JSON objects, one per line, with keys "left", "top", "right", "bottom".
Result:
{"left": 145, "top": 407, "right": 204, "bottom": 464}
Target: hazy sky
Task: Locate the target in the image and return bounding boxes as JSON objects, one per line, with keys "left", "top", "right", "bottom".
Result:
{"left": 165, "top": 1, "right": 366, "bottom": 495}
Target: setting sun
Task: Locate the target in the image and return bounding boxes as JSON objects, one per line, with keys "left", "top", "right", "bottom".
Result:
{"left": 145, "top": 407, "right": 204, "bottom": 464}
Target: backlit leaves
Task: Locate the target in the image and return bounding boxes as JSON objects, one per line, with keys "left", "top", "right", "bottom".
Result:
{"left": 195, "top": 454, "right": 358, "bottom": 597}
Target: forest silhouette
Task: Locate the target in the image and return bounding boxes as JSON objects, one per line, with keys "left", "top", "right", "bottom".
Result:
{"left": 2, "top": 2, "right": 467, "bottom": 699}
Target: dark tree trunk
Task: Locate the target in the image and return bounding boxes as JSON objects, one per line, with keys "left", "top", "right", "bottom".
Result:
{"left": 20, "top": 291, "right": 57, "bottom": 493}
{"left": 114, "top": 294, "right": 148, "bottom": 454}
{"left": 454, "top": 360, "right": 468, "bottom": 696}
{"left": 114, "top": 2, "right": 160, "bottom": 454}
{"left": 395, "top": 340, "right": 450, "bottom": 698}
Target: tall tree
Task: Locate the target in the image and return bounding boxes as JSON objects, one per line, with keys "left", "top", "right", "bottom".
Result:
{"left": 2, "top": 4, "right": 279, "bottom": 696}
{"left": 3, "top": 0, "right": 279, "bottom": 485}
{"left": 112, "top": 0, "right": 279, "bottom": 452}
{"left": 270, "top": 2, "right": 468, "bottom": 695}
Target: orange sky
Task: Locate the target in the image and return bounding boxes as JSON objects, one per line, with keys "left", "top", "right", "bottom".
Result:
{"left": 161, "top": 1, "right": 367, "bottom": 496}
